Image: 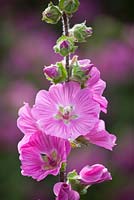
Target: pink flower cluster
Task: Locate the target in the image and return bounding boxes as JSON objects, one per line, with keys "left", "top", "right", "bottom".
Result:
{"left": 17, "top": 58, "right": 116, "bottom": 199}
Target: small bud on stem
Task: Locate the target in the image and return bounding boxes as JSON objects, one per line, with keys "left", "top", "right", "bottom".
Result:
{"left": 59, "top": 0, "right": 80, "bottom": 14}
{"left": 42, "top": 2, "right": 62, "bottom": 24}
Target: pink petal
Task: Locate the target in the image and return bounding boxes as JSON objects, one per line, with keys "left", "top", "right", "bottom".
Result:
{"left": 85, "top": 120, "right": 117, "bottom": 150}
{"left": 17, "top": 103, "right": 38, "bottom": 135}
{"left": 79, "top": 164, "right": 112, "bottom": 184}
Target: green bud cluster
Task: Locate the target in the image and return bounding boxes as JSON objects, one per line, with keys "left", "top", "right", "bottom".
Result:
{"left": 42, "top": 0, "right": 93, "bottom": 84}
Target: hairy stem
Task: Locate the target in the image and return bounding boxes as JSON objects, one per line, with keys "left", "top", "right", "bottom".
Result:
{"left": 59, "top": 162, "right": 67, "bottom": 182}
{"left": 59, "top": 12, "right": 69, "bottom": 182}
{"left": 62, "top": 12, "right": 70, "bottom": 81}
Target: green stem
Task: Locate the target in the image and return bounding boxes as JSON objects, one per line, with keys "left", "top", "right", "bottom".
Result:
{"left": 59, "top": 162, "right": 67, "bottom": 182}
{"left": 62, "top": 12, "right": 70, "bottom": 81}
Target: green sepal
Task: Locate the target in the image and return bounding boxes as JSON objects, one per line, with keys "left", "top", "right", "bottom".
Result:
{"left": 53, "top": 35, "right": 77, "bottom": 56}
{"left": 71, "top": 60, "right": 89, "bottom": 87}
{"left": 67, "top": 169, "right": 91, "bottom": 195}
{"left": 53, "top": 62, "right": 67, "bottom": 84}
{"left": 59, "top": 0, "right": 80, "bottom": 14}
{"left": 45, "top": 62, "right": 67, "bottom": 84}
{"left": 42, "top": 2, "right": 62, "bottom": 24}
{"left": 69, "top": 21, "right": 93, "bottom": 43}
{"left": 67, "top": 170, "right": 78, "bottom": 180}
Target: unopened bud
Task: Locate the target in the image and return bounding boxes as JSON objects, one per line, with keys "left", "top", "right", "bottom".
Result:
{"left": 54, "top": 36, "right": 77, "bottom": 56}
{"left": 43, "top": 62, "right": 67, "bottom": 84}
{"left": 59, "top": 0, "right": 80, "bottom": 14}
{"left": 60, "top": 40, "right": 70, "bottom": 49}
{"left": 42, "top": 2, "right": 62, "bottom": 24}
{"left": 69, "top": 22, "right": 93, "bottom": 42}
{"left": 43, "top": 65, "right": 59, "bottom": 79}
{"left": 79, "top": 59, "right": 94, "bottom": 75}
{"left": 71, "top": 58, "right": 93, "bottom": 87}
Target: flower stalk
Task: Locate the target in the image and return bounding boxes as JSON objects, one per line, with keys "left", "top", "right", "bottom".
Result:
{"left": 17, "top": 1, "right": 117, "bottom": 199}
{"left": 62, "top": 12, "right": 70, "bottom": 81}
{"left": 59, "top": 162, "right": 67, "bottom": 182}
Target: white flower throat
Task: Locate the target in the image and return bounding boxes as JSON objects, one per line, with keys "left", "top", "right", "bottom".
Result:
{"left": 55, "top": 105, "right": 78, "bottom": 124}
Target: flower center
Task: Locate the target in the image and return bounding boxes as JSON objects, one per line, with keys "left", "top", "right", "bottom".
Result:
{"left": 55, "top": 105, "right": 78, "bottom": 124}
{"left": 41, "top": 150, "right": 60, "bottom": 170}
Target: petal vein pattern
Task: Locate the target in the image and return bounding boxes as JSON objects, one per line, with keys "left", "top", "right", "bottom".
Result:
{"left": 32, "top": 81, "right": 100, "bottom": 139}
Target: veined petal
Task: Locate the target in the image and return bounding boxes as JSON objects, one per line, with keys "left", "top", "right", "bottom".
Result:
{"left": 85, "top": 120, "right": 117, "bottom": 150}
{"left": 17, "top": 103, "right": 38, "bottom": 135}
{"left": 18, "top": 132, "right": 71, "bottom": 181}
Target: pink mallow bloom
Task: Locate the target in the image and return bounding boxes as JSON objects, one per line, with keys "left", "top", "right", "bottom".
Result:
{"left": 53, "top": 182, "right": 80, "bottom": 200}
{"left": 17, "top": 102, "right": 42, "bottom": 154}
{"left": 32, "top": 81, "right": 100, "bottom": 140}
{"left": 19, "top": 132, "right": 71, "bottom": 181}
{"left": 17, "top": 102, "right": 38, "bottom": 136}
{"left": 85, "top": 120, "right": 116, "bottom": 151}
{"left": 79, "top": 164, "right": 112, "bottom": 185}
{"left": 87, "top": 65, "right": 108, "bottom": 113}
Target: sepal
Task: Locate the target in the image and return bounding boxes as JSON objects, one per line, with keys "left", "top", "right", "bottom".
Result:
{"left": 54, "top": 35, "right": 77, "bottom": 56}
{"left": 42, "top": 2, "right": 62, "bottom": 24}
{"left": 43, "top": 62, "right": 67, "bottom": 84}
{"left": 59, "top": 0, "right": 80, "bottom": 14}
{"left": 69, "top": 21, "right": 93, "bottom": 42}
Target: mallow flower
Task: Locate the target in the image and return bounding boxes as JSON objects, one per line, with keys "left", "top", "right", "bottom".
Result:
{"left": 32, "top": 81, "right": 100, "bottom": 139}
{"left": 17, "top": 102, "right": 38, "bottom": 136}
{"left": 78, "top": 59, "right": 108, "bottom": 113}
{"left": 19, "top": 131, "right": 71, "bottom": 181}
{"left": 79, "top": 164, "right": 112, "bottom": 185}
{"left": 86, "top": 62, "right": 108, "bottom": 113}
{"left": 85, "top": 120, "right": 116, "bottom": 150}
{"left": 53, "top": 182, "right": 80, "bottom": 200}
{"left": 72, "top": 58, "right": 107, "bottom": 113}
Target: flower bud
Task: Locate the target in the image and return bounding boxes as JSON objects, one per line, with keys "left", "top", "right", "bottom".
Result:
{"left": 71, "top": 57, "right": 93, "bottom": 87}
{"left": 59, "top": 0, "right": 80, "bottom": 14}
{"left": 69, "top": 22, "right": 93, "bottom": 42}
{"left": 67, "top": 170, "right": 89, "bottom": 195}
{"left": 54, "top": 36, "right": 77, "bottom": 56}
{"left": 43, "top": 62, "right": 67, "bottom": 84}
{"left": 60, "top": 40, "right": 70, "bottom": 49}
{"left": 59, "top": 40, "right": 70, "bottom": 56}
{"left": 79, "top": 164, "right": 112, "bottom": 185}
{"left": 43, "top": 65, "right": 59, "bottom": 79}
{"left": 42, "top": 2, "right": 62, "bottom": 24}
{"left": 53, "top": 182, "right": 80, "bottom": 200}
{"left": 79, "top": 59, "right": 94, "bottom": 75}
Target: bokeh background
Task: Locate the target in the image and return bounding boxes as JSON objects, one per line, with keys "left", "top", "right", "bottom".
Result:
{"left": 0, "top": 0, "right": 133, "bottom": 199}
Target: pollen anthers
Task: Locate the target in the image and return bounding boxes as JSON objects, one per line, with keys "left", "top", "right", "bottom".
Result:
{"left": 41, "top": 150, "right": 60, "bottom": 170}
{"left": 55, "top": 105, "right": 78, "bottom": 124}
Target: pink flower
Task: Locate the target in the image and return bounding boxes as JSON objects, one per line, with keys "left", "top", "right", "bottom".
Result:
{"left": 32, "top": 81, "right": 100, "bottom": 139}
{"left": 17, "top": 102, "right": 42, "bottom": 153}
{"left": 85, "top": 120, "right": 116, "bottom": 150}
{"left": 87, "top": 66, "right": 108, "bottom": 113}
{"left": 19, "top": 132, "right": 71, "bottom": 181}
{"left": 53, "top": 182, "right": 80, "bottom": 200}
{"left": 17, "top": 102, "right": 38, "bottom": 135}
{"left": 79, "top": 164, "right": 112, "bottom": 185}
